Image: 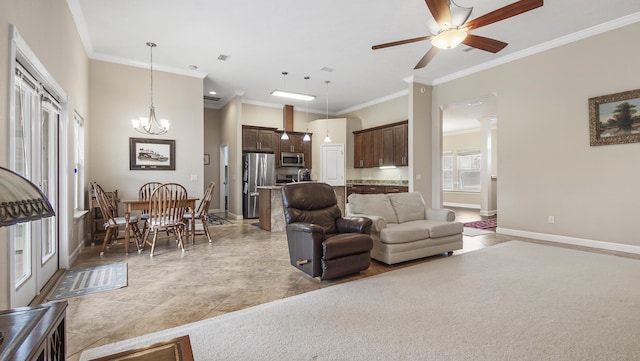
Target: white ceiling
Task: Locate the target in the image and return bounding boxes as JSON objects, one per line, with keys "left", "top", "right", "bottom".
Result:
{"left": 67, "top": 0, "right": 640, "bottom": 130}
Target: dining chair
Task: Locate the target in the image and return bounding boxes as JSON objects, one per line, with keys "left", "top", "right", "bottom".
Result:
{"left": 92, "top": 182, "right": 142, "bottom": 255}
{"left": 138, "top": 181, "right": 162, "bottom": 235}
{"left": 140, "top": 182, "right": 189, "bottom": 257}
{"left": 183, "top": 181, "right": 215, "bottom": 244}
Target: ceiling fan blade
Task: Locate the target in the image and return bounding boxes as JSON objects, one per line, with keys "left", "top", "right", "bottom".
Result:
{"left": 462, "top": 34, "right": 508, "bottom": 53}
{"left": 464, "top": 0, "right": 543, "bottom": 31}
{"left": 425, "top": 0, "right": 452, "bottom": 28}
{"left": 372, "top": 36, "right": 432, "bottom": 50}
{"left": 414, "top": 47, "right": 440, "bottom": 70}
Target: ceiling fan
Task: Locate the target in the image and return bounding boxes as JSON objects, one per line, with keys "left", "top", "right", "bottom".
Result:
{"left": 372, "top": 0, "right": 543, "bottom": 69}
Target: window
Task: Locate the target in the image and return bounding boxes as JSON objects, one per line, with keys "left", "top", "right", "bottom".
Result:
{"left": 442, "top": 152, "right": 454, "bottom": 191}
{"left": 73, "top": 112, "right": 85, "bottom": 211}
{"left": 442, "top": 150, "right": 481, "bottom": 192}
{"left": 457, "top": 152, "right": 481, "bottom": 191}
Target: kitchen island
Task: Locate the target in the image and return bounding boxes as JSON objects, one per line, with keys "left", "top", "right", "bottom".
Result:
{"left": 257, "top": 184, "right": 346, "bottom": 232}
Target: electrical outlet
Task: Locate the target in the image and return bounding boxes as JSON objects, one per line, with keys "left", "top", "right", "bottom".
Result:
{"left": 548, "top": 216, "right": 555, "bottom": 224}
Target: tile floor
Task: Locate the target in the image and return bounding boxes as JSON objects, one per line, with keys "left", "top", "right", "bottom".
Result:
{"left": 55, "top": 209, "right": 632, "bottom": 360}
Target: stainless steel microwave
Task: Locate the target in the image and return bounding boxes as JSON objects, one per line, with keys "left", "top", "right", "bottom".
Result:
{"left": 281, "top": 152, "right": 305, "bottom": 167}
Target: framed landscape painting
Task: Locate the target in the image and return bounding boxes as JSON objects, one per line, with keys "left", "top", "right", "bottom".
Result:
{"left": 129, "top": 138, "right": 175, "bottom": 170}
{"left": 589, "top": 88, "right": 640, "bottom": 146}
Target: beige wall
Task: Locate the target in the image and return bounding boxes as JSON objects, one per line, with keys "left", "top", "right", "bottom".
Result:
{"left": 410, "top": 83, "right": 434, "bottom": 202}
{"left": 433, "top": 22, "right": 640, "bottom": 248}
{"left": 221, "top": 97, "right": 243, "bottom": 219}
{"left": 204, "top": 108, "right": 222, "bottom": 211}
{"left": 0, "top": 0, "right": 89, "bottom": 307}
{"left": 340, "top": 95, "right": 408, "bottom": 128}
{"left": 88, "top": 60, "right": 204, "bottom": 203}
{"left": 243, "top": 102, "right": 325, "bottom": 133}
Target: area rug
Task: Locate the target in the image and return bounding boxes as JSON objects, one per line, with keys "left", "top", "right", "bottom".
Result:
{"left": 49, "top": 263, "right": 127, "bottom": 300}
{"left": 463, "top": 218, "right": 497, "bottom": 229}
{"left": 207, "top": 213, "right": 232, "bottom": 226}
{"left": 80, "top": 241, "right": 640, "bottom": 360}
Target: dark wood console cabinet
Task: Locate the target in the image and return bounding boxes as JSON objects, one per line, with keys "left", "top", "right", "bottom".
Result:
{"left": 0, "top": 301, "right": 67, "bottom": 361}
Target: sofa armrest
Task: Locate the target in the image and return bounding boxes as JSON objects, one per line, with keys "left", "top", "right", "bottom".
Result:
{"left": 426, "top": 208, "right": 456, "bottom": 222}
{"left": 347, "top": 214, "right": 387, "bottom": 232}
{"left": 336, "top": 217, "right": 372, "bottom": 234}
{"left": 287, "top": 222, "right": 325, "bottom": 234}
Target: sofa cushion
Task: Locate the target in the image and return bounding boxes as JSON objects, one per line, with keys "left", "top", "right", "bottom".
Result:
{"left": 379, "top": 222, "right": 429, "bottom": 244}
{"left": 378, "top": 220, "right": 463, "bottom": 244}
{"left": 424, "top": 220, "right": 464, "bottom": 238}
{"left": 388, "top": 192, "right": 426, "bottom": 223}
{"left": 347, "top": 193, "right": 398, "bottom": 224}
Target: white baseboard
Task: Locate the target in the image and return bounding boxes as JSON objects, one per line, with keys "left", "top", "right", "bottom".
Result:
{"left": 443, "top": 202, "right": 480, "bottom": 209}
{"left": 497, "top": 227, "right": 640, "bottom": 255}
{"left": 68, "top": 241, "right": 85, "bottom": 267}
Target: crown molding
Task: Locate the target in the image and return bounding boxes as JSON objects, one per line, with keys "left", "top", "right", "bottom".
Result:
{"left": 433, "top": 12, "right": 640, "bottom": 85}
{"left": 337, "top": 89, "right": 408, "bottom": 115}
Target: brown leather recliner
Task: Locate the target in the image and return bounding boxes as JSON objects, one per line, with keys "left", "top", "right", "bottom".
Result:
{"left": 281, "top": 182, "right": 373, "bottom": 280}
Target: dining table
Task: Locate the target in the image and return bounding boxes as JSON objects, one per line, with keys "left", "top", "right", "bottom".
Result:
{"left": 121, "top": 197, "right": 199, "bottom": 254}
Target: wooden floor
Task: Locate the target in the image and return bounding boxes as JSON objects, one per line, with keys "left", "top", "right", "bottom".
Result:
{"left": 56, "top": 208, "right": 637, "bottom": 360}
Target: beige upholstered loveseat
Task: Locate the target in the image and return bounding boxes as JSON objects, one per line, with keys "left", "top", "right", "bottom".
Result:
{"left": 345, "top": 192, "right": 463, "bottom": 265}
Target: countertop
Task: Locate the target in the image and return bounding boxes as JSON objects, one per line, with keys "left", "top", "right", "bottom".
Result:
{"left": 346, "top": 180, "right": 408, "bottom": 187}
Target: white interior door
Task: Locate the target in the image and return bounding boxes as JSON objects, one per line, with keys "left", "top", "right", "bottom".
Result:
{"left": 321, "top": 144, "right": 345, "bottom": 186}
{"left": 12, "top": 65, "right": 60, "bottom": 306}
{"left": 39, "top": 99, "right": 60, "bottom": 289}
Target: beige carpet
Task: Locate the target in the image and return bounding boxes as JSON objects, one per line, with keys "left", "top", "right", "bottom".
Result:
{"left": 80, "top": 241, "right": 640, "bottom": 361}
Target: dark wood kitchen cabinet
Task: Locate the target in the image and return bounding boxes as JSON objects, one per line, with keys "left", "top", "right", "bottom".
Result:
{"left": 353, "top": 121, "right": 408, "bottom": 168}
{"left": 242, "top": 126, "right": 277, "bottom": 152}
{"left": 393, "top": 122, "right": 408, "bottom": 166}
{"left": 275, "top": 131, "right": 312, "bottom": 168}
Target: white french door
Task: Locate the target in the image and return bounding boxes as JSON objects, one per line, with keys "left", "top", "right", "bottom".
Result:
{"left": 12, "top": 65, "right": 60, "bottom": 306}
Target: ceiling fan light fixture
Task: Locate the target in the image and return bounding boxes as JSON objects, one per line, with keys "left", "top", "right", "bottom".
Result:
{"left": 432, "top": 28, "right": 467, "bottom": 49}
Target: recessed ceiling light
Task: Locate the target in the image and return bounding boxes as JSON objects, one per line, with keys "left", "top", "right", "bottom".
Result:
{"left": 209, "top": 91, "right": 217, "bottom": 95}
{"left": 217, "top": 54, "right": 229, "bottom": 61}
{"left": 468, "top": 101, "right": 483, "bottom": 106}
{"left": 320, "top": 66, "right": 335, "bottom": 72}
{"left": 188, "top": 65, "right": 198, "bottom": 70}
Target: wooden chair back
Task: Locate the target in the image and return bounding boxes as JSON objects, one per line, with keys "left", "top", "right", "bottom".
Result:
{"left": 195, "top": 181, "right": 215, "bottom": 217}
{"left": 139, "top": 181, "right": 162, "bottom": 200}
{"left": 147, "top": 183, "right": 188, "bottom": 228}
{"left": 92, "top": 182, "right": 117, "bottom": 227}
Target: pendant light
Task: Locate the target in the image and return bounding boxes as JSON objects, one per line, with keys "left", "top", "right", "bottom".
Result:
{"left": 131, "top": 42, "right": 170, "bottom": 135}
{"left": 302, "top": 76, "right": 311, "bottom": 142}
{"left": 324, "top": 80, "right": 331, "bottom": 143}
{"left": 280, "top": 72, "right": 289, "bottom": 140}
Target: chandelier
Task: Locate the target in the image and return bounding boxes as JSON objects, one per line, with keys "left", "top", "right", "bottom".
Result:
{"left": 131, "top": 42, "right": 170, "bottom": 135}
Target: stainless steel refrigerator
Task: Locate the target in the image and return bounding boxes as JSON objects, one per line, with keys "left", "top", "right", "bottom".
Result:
{"left": 243, "top": 153, "right": 276, "bottom": 218}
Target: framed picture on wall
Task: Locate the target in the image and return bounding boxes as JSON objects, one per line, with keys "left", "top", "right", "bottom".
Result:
{"left": 589, "top": 88, "right": 640, "bottom": 146}
{"left": 129, "top": 138, "right": 176, "bottom": 170}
